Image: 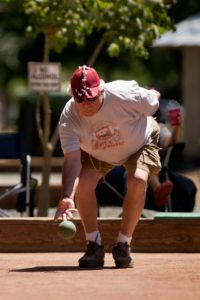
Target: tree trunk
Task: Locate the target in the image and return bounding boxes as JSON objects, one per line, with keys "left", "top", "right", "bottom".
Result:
{"left": 36, "top": 33, "right": 59, "bottom": 216}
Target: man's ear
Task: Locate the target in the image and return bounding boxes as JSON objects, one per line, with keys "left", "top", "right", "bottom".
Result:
{"left": 67, "top": 85, "right": 73, "bottom": 96}
{"left": 99, "top": 79, "right": 105, "bottom": 92}
{"left": 100, "top": 89, "right": 104, "bottom": 96}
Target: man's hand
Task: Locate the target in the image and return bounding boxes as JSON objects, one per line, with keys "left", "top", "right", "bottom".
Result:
{"left": 54, "top": 197, "right": 78, "bottom": 222}
{"left": 168, "top": 108, "right": 184, "bottom": 128}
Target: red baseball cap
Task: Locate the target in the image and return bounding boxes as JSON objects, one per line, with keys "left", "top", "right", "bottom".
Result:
{"left": 70, "top": 65, "right": 100, "bottom": 100}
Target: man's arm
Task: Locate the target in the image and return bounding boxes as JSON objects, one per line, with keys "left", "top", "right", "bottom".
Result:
{"left": 54, "top": 150, "right": 81, "bottom": 221}
{"left": 61, "top": 150, "right": 82, "bottom": 199}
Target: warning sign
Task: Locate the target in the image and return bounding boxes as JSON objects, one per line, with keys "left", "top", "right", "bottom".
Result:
{"left": 28, "top": 62, "right": 61, "bottom": 92}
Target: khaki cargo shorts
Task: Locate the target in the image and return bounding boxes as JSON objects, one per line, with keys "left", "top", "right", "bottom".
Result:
{"left": 81, "top": 117, "right": 161, "bottom": 178}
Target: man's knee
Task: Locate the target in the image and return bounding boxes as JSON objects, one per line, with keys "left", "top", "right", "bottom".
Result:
{"left": 126, "top": 168, "right": 148, "bottom": 191}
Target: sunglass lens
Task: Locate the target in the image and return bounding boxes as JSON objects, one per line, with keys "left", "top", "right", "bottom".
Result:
{"left": 75, "top": 96, "right": 97, "bottom": 103}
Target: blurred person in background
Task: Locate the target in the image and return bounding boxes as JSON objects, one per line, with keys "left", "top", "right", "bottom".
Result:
{"left": 148, "top": 103, "right": 184, "bottom": 208}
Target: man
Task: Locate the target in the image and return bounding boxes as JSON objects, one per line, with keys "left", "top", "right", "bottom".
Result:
{"left": 54, "top": 65, "right": 161, "bottom": 268}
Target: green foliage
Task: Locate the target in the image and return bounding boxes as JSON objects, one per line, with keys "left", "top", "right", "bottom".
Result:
{"left": 22, "top": 0, "right": 92, "bottom": 52}
{"left": 90, "top": 0, "right": 174, "bottom": 58}
{"left": 4, "top": 0, "right": 174, "bottom": 58}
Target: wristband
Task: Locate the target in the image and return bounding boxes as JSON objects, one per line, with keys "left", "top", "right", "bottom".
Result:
{"left": 62, "top": 195, "right": 73, "bottom": 200}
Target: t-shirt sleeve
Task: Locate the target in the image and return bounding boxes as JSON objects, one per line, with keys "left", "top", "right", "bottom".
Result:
{"left": 58, "top": 107, "right": 80, "bottom": 154}
{"left": 133, "top": 86, "right": 159, "bottom": 116}
{"left": 105, "top": 81, "right": 159, "bottom": 116}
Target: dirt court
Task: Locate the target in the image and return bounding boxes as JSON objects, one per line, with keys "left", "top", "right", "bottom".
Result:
{"left": 1, "top": 252, "right": 200, "bottom": 300}
{"left": 0, "top": 170, "right": 200, "bottom": 300}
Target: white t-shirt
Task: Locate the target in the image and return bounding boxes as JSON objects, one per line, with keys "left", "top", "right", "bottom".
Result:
{"left": 59, "top": 80, "right": 159, "bottom": 165}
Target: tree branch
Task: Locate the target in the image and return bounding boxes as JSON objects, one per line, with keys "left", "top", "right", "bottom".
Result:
{"left": 43, "top": 33, "right": 49, "bottom": 63}
{"left": 50, "top": 125, "right": 59, "bottom": 150}
{"left": 87, "top": 35, "right": 107, "bottom": 67}
{"left": 43, "top": 92, "right": 51, "bottom": 147}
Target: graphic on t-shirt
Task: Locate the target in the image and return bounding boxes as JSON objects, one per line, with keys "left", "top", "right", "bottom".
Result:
{"left": 90, "top": 121, "right": 124, "bottom": 150}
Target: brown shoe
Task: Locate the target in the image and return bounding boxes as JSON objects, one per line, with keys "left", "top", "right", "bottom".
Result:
{"left": 79, "top": 241, "right": 105, "bottom": 268}
{"left": 112, "top": 242, "right": 134, "bottom": 268}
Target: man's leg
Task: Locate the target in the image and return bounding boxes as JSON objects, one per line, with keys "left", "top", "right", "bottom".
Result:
{"left": 112, "top": 167, "right": 148, "bottom": 268}
{"left": 112, "top": 118, "right": 161, "bottom": 268}
{"left": 120, "top": 167, "right": 148, "bottom": 236}
{"left": 75, "top": 167, "right": 105, "bottom": 268}
{"left": 75, "top": 167, "right": 102, "bottom": 233}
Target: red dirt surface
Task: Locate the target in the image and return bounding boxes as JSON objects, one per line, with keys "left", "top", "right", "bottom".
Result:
{"left": 1, "top": 252, "right": 200, "bottom": 300}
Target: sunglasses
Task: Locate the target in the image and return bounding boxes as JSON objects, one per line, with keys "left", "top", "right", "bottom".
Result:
{"left": 74, "top": 96, "right": 98, "bottom": 103}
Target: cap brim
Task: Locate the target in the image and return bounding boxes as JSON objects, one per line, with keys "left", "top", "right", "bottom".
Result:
{"left": 86, "top": 86, "right": 99, "bottom": 98}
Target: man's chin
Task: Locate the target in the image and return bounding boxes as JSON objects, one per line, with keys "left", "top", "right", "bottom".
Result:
{"left": 82, "top": 111, "right": 95, "bottom": 117}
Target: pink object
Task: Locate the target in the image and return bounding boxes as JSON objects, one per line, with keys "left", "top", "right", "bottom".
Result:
{"left": 168, "top": 108, "right": 181, "bottom": 127}
{"left": 167, "top": 100, "right": 183, "bottom": 127}
{"left": 154, "top": 180, "right": 174, "bottom": 207}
